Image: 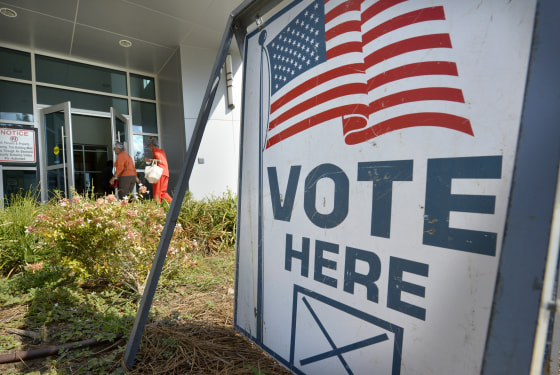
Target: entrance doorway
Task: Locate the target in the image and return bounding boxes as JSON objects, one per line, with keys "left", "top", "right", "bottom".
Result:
{"left": 71, "top": 114, "right": 112, "bottom": 195}
{"left": 39, "top": 102, "right": 129, "bottom": 200}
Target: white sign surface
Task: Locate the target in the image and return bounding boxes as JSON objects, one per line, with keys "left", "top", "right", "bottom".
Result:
{"left": 235, "top": 1, "right": 537, "bottom": 374}
{"left": 0, "top": 127, "right": 36, "bottom": 163}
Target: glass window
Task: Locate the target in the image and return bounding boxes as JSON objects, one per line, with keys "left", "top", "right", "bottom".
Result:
{"left": 130, "top": 74, "right": 155, "bottom": 100}
{"left": 0, "top": 48, "right": 31, "bottom": 80}
{"left": 3, "top": 170, "right": 38, "bottom": 204}
{"left": 131, "top": 100, "right": 157, "bottom": 133}
{"left": 35, "top": 55, "right": 127, "bottom": 95}
{"left": 0, "top": 81, "right": 34, "bottom": 122}
{"left": 37, "top": 86, "right": 128, "bottom": 114}
{"left": 132, "top": 134, "right": 158, "bottom": 169}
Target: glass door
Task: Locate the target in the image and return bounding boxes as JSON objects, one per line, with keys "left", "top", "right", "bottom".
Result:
{"left": 111, "top": 107, "right": 128, "bottom": 149}
{"left": 40, "top": 102, "right": 74, "bottom": 200}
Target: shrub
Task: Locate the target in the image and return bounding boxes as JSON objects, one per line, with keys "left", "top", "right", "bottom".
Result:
{"left": 177, "top": 191, "right": 237, "bottom": 255}
{"left": 0, "top": 191, "right": 43, "bottom": 277}
{"left": 32, "top": 194, "right": 197, "bottom": 294}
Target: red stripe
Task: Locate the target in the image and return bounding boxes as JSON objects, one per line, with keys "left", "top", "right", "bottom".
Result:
{"left": 365, "top": 34, "right": 452, "bottom": 68}
{"left": 367, "top": 61, "right": 458, "bottom": 91}
{"left": 269, "top": 82, "right": 367, "bottom": 130}
{"left": 324, "top": 0, "right": 362, "bottom": 24}
{"left": 325, "top": 20, "right": 362, "bottom": 41}
{"left": 327, "top": 41, "right": 363, "bottom": 59}
{"left": 363, "top": 7, "right": 445, "bottom": 45}
{"left": 361, "top": 0, "right": 408, "bottom": 23}
{"left": 369, "top": 87, "right": 465, "bottom": 114}
{"left": 266, "top": 104, "right": 369, "bottom": 148}
{"left": 344, "top": 112, "right": 474, "bottom": 145}
{"left": 271, "top": 63, "right": 364, "bottom": 114}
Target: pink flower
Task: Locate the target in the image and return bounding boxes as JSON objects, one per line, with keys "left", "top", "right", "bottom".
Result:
{"left": 126, "top": 209, "right": 138, "bottom": 218}
{"left": 71, "top": 196, "right": 81, "bottom": 204}
{"left": 83, "top": 203, "right": 93, "bottom": 210}
{"left": 106, "top": 194, "right": 117, "bottom": 203}
{"left": 26, "top": 225, "right": 37, "bottom": 233}
{"left": 25, "top": 263, "right": 44, "bottom": 272}
{"left": 96, "top": 198, "right": 105, "bottom": 206}
{"left": 76, "top": 218, "right": 84, "bottom": 225}
{"left": 60, "top": 198, "right": 69, "bottom": 207}
{"left": 126, "top": 229, "right": 136, "bottom": 240}
{"left": 36, "top": 214, "right": 49, "bottom": 221}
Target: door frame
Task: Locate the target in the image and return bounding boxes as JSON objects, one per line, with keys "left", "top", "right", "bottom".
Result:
{"left": 39, "top": 102, "right": 74, "bottom": 201}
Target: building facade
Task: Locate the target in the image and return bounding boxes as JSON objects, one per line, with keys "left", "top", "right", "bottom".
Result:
{"left": 0, "top": 1, "right": 243, "bottom": 203}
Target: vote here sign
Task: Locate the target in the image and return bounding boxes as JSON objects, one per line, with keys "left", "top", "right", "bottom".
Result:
{"left": 234, "top": 0, "right": 538, "bottom": 373}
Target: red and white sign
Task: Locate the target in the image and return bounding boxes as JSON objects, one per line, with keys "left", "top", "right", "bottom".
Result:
{"left": 0, "top": 127, "right": 36, "bottom": 163}
{"left": 235, "top": 0, "right": 538, "bottom": 373}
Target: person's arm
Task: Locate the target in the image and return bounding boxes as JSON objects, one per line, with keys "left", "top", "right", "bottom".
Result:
{"left": 109, "top": 156, "right": 123, "bottom": 184}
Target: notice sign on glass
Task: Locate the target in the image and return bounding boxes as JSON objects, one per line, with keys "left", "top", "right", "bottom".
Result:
{"left": 0, "top": 127, "right": 36, "bottom": 163}
{"left": 235, "top": 0, "right": 539, "bottom": 374}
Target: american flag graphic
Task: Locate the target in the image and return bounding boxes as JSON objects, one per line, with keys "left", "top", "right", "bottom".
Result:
{"left": 262, "top": 0, "right": 473, "bottom": 149}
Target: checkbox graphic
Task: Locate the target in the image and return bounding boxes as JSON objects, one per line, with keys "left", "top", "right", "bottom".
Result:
{"left": 290, "top": 286, "right": 403, "bottom": 375}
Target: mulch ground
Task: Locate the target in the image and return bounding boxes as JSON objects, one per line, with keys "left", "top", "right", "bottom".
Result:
{"left": 0, "top": 286, "right": 292, "bottom": 374}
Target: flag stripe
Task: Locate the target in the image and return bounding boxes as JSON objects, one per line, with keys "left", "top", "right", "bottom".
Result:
{"left": 326, "top": 42, "right": 364, "bottom": 59}
{"left": 365, "top": 34, "right": 452, "bottom": 68}
{"left": 270, "top": 63, "right": 363, "bottom": 114}
{"left": 367, "top": 61, "right": 458, "bottom": 91}
{"left": 369, "top": 87, "right": 465, "bottom": 114}
{"left": 344, "top": 113, "right": 474, "bottom": 145}
{"left": 326, "top": 20, "right": 362, "bottom": 40}
{"left": 363, "top": 7, "right": 446, "bottom": 45}
{"left": 325, "top": 0, "right": 361, "bottom": 24}
{"left": 269, "top": 82, "right": 367, "bottom": 129}
{"left": 266, "top": 104, "right": 370, "bottom": 148}
{"left": 362, "top": 0, "right": 408, "bottom": 22}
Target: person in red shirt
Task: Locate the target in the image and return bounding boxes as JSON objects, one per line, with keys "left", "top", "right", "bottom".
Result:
{"left": 143, "top": 138, "right": 172, "bottom": 203}
{"left": 110, "top": 142, "right": 139, "bottom": 200}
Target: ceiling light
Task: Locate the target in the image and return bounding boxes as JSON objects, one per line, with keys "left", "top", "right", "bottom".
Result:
{"left": 119, "top": 39, "right": 132, "bottom": 48}
{"left": 0, "top": 8, "right": 17, "bottom": 18}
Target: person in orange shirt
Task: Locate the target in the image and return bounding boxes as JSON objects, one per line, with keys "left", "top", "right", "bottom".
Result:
{"left": 109, "top": 142, "right": 138, "bottom": 200}
{"left": 143, "top": 138, "right": 172, "bottom": 203}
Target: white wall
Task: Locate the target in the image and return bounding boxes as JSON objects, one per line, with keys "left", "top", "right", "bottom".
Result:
{"left": 179, "top": 44, "right": 243, "bottom": 199}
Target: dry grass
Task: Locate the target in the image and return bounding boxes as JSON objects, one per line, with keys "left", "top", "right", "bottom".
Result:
{"left": 0, "top": 281, "right": 291, "bottom": 375}
{"left": 127, "top": 288, "right": 290, "bottom": 375}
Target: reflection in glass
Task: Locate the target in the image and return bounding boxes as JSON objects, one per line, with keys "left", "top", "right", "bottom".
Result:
{"left": 37, "top": 86, "right": 128, "bottom": 114}
{"left": 44, "top": 112, "right": 65, "bottom": 167}
{"left": 0, "top": 47, "right": 31, "bottom": 80}
{"left": 131, "top": 101, "right": 157, "bottom": 133}
{"left": 132, "top": 134, "right": 158, "bottom": 169}
{"left": 2, "top": 170, "right": 38, "bottom": 205}
{"left": 36, "top": 55, "right": 127, "bottom": 95}
{"left": 0, "top": 81, "right": 34, "bottom": 122}
{"left": 130, "top": 74, "right": 155, "bottom": 100}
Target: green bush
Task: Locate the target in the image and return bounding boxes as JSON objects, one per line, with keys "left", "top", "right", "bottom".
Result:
{"left": 177, "top": 190, "right": 237, "bottom": 255}
{"left": 31, "top": 194, "right": 197, "bottom": 294}
{"left": 0, "top": 191, "right": 238, "bottom": 295}
{"left": 0, "top": 191, "right": 43, "bottom": 276}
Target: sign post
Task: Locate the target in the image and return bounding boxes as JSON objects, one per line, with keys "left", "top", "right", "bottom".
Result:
{"left": 234, "top": 0, "right": 560, "bottom": 374}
